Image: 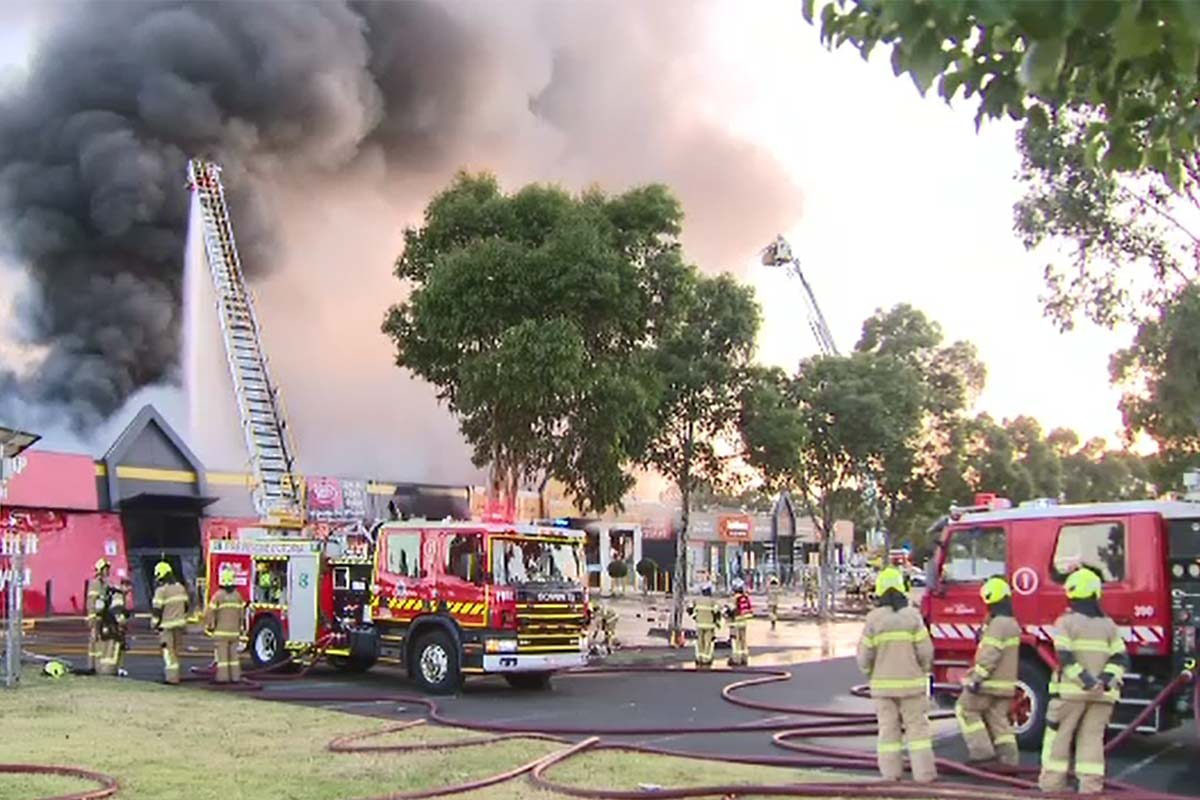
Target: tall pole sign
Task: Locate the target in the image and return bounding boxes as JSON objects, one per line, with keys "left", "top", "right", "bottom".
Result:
{"left": 0, "top": 426, "right": 41, "bottom": 689}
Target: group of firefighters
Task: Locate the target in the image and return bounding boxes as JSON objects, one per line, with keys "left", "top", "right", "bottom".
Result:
{"left": 857, "top": 564, "right": 1127, "bottom": 793}
{"left": 82, "top": 558, "right": 247, "bottom": 685}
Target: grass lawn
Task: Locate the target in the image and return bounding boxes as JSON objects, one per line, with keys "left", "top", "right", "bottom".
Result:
{"left": 2, "top": 675, "right": 851, "bottom": 799}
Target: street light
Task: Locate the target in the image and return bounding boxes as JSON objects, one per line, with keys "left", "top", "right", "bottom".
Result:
{"left": 1, "top": 424, "right": 40, "bottom": 688}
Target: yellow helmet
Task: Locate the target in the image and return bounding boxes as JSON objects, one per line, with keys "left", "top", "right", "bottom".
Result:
{"left": 94, "top": 558, "right": 110, "bottom": 573}
{"left": 874, "top": 566, "right": 906, "bottom": 597}
{"left": 154, "top": 561, "right": 173, "bottom": 581}
{"left": 980, "top": 577, "right": 1011, "bottom": 605}
{"left": 218, "top": 565, "right": 237, "bottom": 588}
{"left": 43, "top": 660, "right": 67, "bottom": 679}
{"left": 1065, "top": 567, "right": 1102, "bottom": 600}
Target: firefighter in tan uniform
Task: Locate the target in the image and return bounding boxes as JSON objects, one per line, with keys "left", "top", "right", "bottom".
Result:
{"left": 687, "top": 581, "right": 719, "bottom": 668}
{"left": 85, "top": 559, "right": 111, "bottom": 672}
{"left": 726, "top": 578, "right": 752, "bottom": 666}
{"left": 205, "top": 566, "right": 246, "bottom": 684}
{"left": 1038, "top": 567, "right": 1129, "bottom": 794}
{"left": 766, "top": 574, "right": 781, "bottom": 630}
{"left": 956, "top": 576, "right": 1021, "bottom": 765}
{"left": 150, "top": 561, "right": 190, "bottom": 685}
{"left": 96, "top": 579, "right": 130, "bottom": 677}
{"left": 857, "top": 566, "right": 936, "bottom": 783}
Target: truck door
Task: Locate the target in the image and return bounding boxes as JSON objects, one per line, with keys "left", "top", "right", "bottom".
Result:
{"left": 375, "top": 527, "right": 425, "bottom": 621}
{"left": 435, "top": 530, "right": 487, "bottom": 627}
{"left": 929, "top": 524, "right": 1007, "bottom": 652}
{"left": 286, "top": 552, "right": 320, "bottom": 645}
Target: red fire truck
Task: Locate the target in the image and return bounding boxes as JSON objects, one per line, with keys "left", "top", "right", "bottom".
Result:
{"left": 923, "top": 494, "right": 1200, "bottom": 749}
{"left": 205, "top": 518, "right": 589, "bottom": 693}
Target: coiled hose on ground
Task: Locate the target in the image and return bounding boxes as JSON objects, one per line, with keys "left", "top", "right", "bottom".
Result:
{"left": 6, "top": 648, "right": 1198, "bottom": 800}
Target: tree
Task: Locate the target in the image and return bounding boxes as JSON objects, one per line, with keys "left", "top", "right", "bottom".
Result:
{"left": 642, "top": 272, "right": 760, "bottom": 641}
{"left": 741, "top": 352, "right": 923, "bottom": 616}
{"left": 809, "top": 0, "right": 1200, "bottom": 186}
{"left": 382, "top": 173, "right": 688, "bottom": 513}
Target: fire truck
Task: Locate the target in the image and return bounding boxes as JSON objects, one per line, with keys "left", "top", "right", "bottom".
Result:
{"left": 205, "top": 518, "right": 589, "bottom": 693}
{"left": 923, "top": 493, "right": 1200, "bottom": 749}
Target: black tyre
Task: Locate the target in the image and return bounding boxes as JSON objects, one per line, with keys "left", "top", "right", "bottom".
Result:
{"left": 410, "top": 630, "right": 461, "bottom": 695}
{"left": 249, "top": 615, "right": 286, "bottom": 668}
{"left": 504, "top": 672, "right": 552, "bottom": 691}
{"left": 1014, "top": 657, "right": 1051, "bottom": 751}
{"left": 328, "top": 654, "right": 377, "bottom": 673}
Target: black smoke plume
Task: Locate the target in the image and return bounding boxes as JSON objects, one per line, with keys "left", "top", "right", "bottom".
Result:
{"left": 0, "top": 0, "right": 802, "bottom": 438}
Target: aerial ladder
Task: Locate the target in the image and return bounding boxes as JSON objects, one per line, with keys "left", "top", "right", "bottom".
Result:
{"left": 760, "top": 235, "right": 887, "bottom": 556}
{"left": 186, "top": 159, "right": 304, "bottom": 530}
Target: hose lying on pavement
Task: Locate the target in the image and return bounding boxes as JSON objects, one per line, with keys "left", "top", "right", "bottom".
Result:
{"left": 9, "top": 649, "right": 1197, "bottom": 800}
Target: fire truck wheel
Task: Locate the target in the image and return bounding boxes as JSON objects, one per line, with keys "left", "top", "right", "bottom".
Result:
{"left": 504, "top": 672, "right": 552, "bottom": 691}
{"left": 250, "top": 616, "right": 286, "bottom": 668}
{"left": 1013, "top": 657, "right": 1050, "bottom": 751}
{"left": 411, "top": 630, "right": 461, "bottom": 695}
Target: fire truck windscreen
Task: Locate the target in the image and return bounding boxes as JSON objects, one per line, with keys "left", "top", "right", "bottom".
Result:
{"left": 491, "top": 538, "right": 584, "bottom": 586}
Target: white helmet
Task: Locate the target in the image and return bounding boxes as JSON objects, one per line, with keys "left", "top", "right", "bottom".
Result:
{"left": 731, "top": 577, "right": 745, "bottom": 592}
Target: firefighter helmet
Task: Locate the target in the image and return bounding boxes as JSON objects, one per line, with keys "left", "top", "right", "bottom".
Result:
{"left": 154, "top": 561, "right": 173, "bottom": 581}
{"left": 43, "top": 660, "right": 67, "bottom": 679}
{"left": 768, "top": 574, "right": 780, "bottom": 586}
{"left": 731, "top": 577, "right": 745, "bottom": 593}
{"left": 94, "top": 558, "right": 110, "bottom": 574}
{"left": 218, "top": 565, "right": 237, "bottom": 588}
{"left": 980, "top": 576, "right": 1011, "bottom": 605}
{"left": 1065, "top": 567, "right": 1102, "bottom": 600}
{"left": 874, "top": 566, "right": 906, "bottom": 597}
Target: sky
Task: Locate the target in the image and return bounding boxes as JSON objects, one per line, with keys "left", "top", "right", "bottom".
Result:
{"left": 0, "top": 1, "right": 1135, "bottom": 467}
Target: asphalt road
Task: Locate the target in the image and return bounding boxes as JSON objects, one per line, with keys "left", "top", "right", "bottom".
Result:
{"left": 20, "top": 620, "right": 1200, "bottom": 796}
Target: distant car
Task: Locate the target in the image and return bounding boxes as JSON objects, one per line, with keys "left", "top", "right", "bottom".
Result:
{"left": 909, "top": 569, "right": 926, "bottom": 587}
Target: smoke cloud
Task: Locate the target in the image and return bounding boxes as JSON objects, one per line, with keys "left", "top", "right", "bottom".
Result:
{"left": 0, "top": 0, "right": 802, "bottom": 478}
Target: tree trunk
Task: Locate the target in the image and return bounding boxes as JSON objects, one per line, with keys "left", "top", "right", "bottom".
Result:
{"left": 669, "top": 424, "right": 694, "bottom": 645}
{"left": 817, "top": 518, "right": 837, "bottom": 620}
{"left": 537, "top": 474, "right": 551, "bottom": 520}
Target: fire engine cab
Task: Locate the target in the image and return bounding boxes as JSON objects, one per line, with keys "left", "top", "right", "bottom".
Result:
{"left": 924, "top": 494, "right": 1200, "bottom": 750}
{"left": 205, "top": 518, "right": 589, "bottom": 693}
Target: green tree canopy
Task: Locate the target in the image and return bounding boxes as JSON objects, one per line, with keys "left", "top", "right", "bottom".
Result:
{"left": 382, "top": 172, "right": 689, "bottom": 513}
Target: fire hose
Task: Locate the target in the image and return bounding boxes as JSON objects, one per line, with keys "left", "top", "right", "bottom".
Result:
{"left": 7, "top": 650, "right": 1199, "bottom": 800}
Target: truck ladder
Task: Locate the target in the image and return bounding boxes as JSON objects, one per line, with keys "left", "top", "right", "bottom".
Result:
{"left": 186, "top": 158, "right": 303, "bottom": 527}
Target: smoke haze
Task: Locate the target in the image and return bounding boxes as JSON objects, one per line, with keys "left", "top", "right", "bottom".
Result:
{"left": 0, "top": 0, "right": 802, "bottom": 481}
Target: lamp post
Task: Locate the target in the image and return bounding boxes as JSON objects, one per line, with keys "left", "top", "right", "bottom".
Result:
{"left": 1, "top": 425, "right": 41, "bottom": 688}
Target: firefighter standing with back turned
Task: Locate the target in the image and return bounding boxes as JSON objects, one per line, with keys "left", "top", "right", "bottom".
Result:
{"left": 1038, "top": 566, "right": 1129, "bottom": 794}
{"left": 205, "top": 566, "right": 246, "bottom": 684}
{"left": 96, "top": 578, "right": 130, "bottom": 677}
{"left": 151, "top": 561, "right": 190, "bottom": 685}
{"left": 85, "top": 558, "right": 111, "bottom": 672}
{"left": 956, "top": 576, "right": 1021, "bottom": 766}
{"left": 687, "top": 581, "right": 719, "bottom": 668}
{"left": 857, "top": 566, "right": 936, "bottom": 783}
{"left": 727, "top": 578, "right": 753, "bottom": 666}
{"left": 766, "top": 574, "right": 781, "bottom": 630}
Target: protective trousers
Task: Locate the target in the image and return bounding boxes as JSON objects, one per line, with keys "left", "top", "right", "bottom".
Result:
{"left": 875, "top": 696, "right": 936, "bottom": 782}
{"left": 87, "top": 620, "right": 102, "bottom": 671}
{"left": 213, "top": 638, "right": 241, "bottom": 684}
{"left": 1039, "top": 698, "right": 1113, "bottom": 794}
{"left": 768, "top": 603, "right": 778, "bottom": 630}
{"left": 160, "top": 628, "right": 183, "bottom": 684}
{"left": 955, "top": 691, "right": 1018, "bottom": 764}
{"left": 729, "top": 620, "right": 748, "bottom": 665}
{"left": 694, "top": 625, "right": 715, "bottom": 667}
{"left": 97, "top": 638, "right": 123, "bottom": 676}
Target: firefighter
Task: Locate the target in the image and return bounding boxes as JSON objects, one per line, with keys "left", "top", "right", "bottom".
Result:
{"left": 96, "top": 579, "right": 130, "bottom": 677}
{"left": 255, "top": 560, "right": 281, "bottom": 604}
{"left": 600, "top": 604, "right": 620, "bottom": 653}
{"left": 85, "top": 558, "right": 111, "bottom": 672}
{"left": 801, "top": 565, "right": 818, "bottom": 612}
{"left": 727, "top": 578, "right": 752, "bottom": 666}
{"left": 205, "top": 566, "right": 246, "bottom": 684}
{"left": 857, "top": 566, "right": 936, "bottom": 783}
{"left": 766, "top": 574, "right": 781, "bottom": 630}
{"left": 150, "top": 561, "right": 190, "bottom": 685}
{"left": 956, "top": 576, "right": 1021, "bottom": 765}
{"left": 1038, "top": 567, "right": 1129, "bottom": 795}
{"left": 687, "top": 581, "right": 719, "bottom": 668}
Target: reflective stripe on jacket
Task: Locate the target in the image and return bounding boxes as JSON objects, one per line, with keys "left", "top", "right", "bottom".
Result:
{"left": 205, "top": 588, "right": 246, "bottom": 638}
{"left": 86, "top": 578, "right": 108, "bottom": 621}
{"left": 690, "top": 597, "right": 718, "bottom": 629}
{"left": 152, "top": 583, "right": 190, "bottom": 630}
{"left": 968, "top": 615, "right": 1021, "bottom": 695}
{"left": 857, "top": 605, "right": 932, "bottom": 698}
{"left": 1050, "top": 611, "right": 1128, "bottom": 703}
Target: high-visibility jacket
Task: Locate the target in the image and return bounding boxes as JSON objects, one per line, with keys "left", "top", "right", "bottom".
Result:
{"left": 767, "top": 584, "right": 781, "bottom": 607}
{"left": 857, "top": 605, "right": 932, "bottom": 698}
{"left": 732, "top": 592, "right": 753, "bottom": 622}
{"left": 205, "top": 588, "right": 245, "bottom": 638}
{"left": 86, "top": 577, "right": 108, "bottom": 621}
{"left": 152, "top": 582, "right": 190, "bottom": 630}
{"left": 689, "top": 596, "right": 718, "bottom": 629}
{"left": 99, "top": 586, "right": 129, "bottom": 640}
{"left": 966, "top": 614, "right": 1021, "bottom": 696}
{"left": 1050, "top": 611, "right": 1128, "bottom": 702}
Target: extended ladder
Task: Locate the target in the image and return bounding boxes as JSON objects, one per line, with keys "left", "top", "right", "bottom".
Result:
{"left": 186, "top": 159, "right": 304, "bottom": 528}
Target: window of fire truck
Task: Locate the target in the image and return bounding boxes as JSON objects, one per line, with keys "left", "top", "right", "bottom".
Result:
{"left": 1051, "top": 521, "right": 1126, "bottom": 583}
{"left": 941, "top": 526, "right": 1006, "bottom": 583}
{"left": 383, "top": 531, "right": 421, "bottom": 578}
{"left": 445, "top": 533, "right": 485, "bottom": 584}
{"left": 491, "top": 537, "right": 583, "bottom": 586}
